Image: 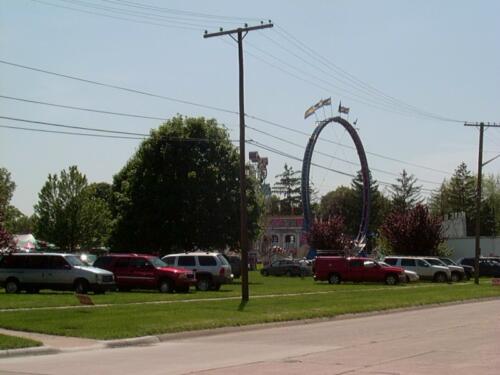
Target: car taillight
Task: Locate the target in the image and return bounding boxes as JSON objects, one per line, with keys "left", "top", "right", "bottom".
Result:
{"left": 219, "top": 268, "right": 225, "bottom": 276}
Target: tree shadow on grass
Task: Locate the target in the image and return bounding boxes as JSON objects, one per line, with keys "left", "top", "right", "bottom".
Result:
{"left": 238, "top": 300, "right": 248, "bottom": 311}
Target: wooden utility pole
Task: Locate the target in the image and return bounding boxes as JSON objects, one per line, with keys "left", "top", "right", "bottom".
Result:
{"left": 204, "top": 22, "right": 273, "bottom": 301}
{"left": 465, "top": 122, "right": 500, "bottom": 284}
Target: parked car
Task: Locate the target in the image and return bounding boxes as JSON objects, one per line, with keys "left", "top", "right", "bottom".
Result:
{"left": 314, "top": 257, "right": 406, "bottom": 285}
{"left": 439, "top": 257, "right": 473, "bottom": 280}
{"left": 161, "top": 252, "right": 233, "bottom": 291}
{"left": 0, "top": 253, "right": 115, "bottom": 294}
{"left": 379, "top": 261, "right": 419, "bottom": 282}
{"left": 457, "top": 257, "right": 500, "bottom": 277}
{"left": 221, "top": 254, "right": 241, "bottom": 279}
{"left": 261, "top": 259, "right": 305, "bottom": 277}
{"left": 94, "top": 254, "right": 196, "bottom": 293}
{"left": 383, "top": 256, "right": 451, "bottom": 282}
{"left": 423, "top": 257, "right": 466, "bottom": 282}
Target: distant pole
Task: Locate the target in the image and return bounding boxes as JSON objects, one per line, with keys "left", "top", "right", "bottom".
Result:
{"left": 465, "top": 121, "right": 500, "bottom": 284}
{"left": 204, "top": 22, "right": 273, "bottom": 302}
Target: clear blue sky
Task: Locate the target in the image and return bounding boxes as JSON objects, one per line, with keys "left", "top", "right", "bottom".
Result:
{"left": 1, "top": 0, "right": 499, "bottom": 215}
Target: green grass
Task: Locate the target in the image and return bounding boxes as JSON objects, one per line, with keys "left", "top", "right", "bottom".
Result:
{"left": 0, "top": 279, "right": 498, "bottom": 340}
{"left": 0, "top": 333, "right": 42, "bottom": 350}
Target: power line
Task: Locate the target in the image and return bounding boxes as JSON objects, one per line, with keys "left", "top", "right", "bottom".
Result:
{"left": 0, "top": 124, "right": 142, "bottom": 140}
{"left": 272, "top": 25, "right": 464, "bottom": 124}
{"left": 245, "top": 124, "right": 442, "bottom": 185}
{"left": 0, "top": 94, "right": 168, "bottom": 121}
{"left": 0, "top": 59, "right": 239, "bottom": 116}
{"left": 0, "top": 59, "right": 452, "bottom": 175}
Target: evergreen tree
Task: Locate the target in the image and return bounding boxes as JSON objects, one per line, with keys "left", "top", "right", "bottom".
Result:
{"left": 272, "top": 164, "right": 302, "bottom": 215}
{"left": 447, "top": 163, "right": 477, "bottom": 235}
{"left": 389, "top": 169, "right": 422, "bottom": 212}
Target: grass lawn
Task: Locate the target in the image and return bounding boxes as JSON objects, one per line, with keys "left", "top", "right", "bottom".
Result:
{"left": 0, "top": 278, "right": 498, "bottom": 340}
{"left": 0, "top": 333, "right": 42, "bottom": 350}
{"left": 0, "top": 271, "right": 391, "bottom": 309}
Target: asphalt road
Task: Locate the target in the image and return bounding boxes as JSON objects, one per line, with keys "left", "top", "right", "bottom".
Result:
{"left": 1, "top": 299, "right": 499, "bottom": 374}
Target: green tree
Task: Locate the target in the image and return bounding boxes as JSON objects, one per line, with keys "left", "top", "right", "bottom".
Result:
{"left": 319, "top": 186, "right": 355, "bottom": 224}
{"left": 350, "top": 170, "right": 391, "bottom": 236}
{"left": 110, "top": 116, "right": 263, "bottom": 253}
{"left": 429, "top": 181, "right": 450, "bottom": 217}
{"left": 389, "top": 169, "right": 422, "bottom": 212}
{"left": 34, "top": 166, "right": 112, "bottom": 250}
{"left": 4, "top": 206, "right": 35, "bottom": 234}
{"left": 272, "top": 164, "right": 302, "bottom": 215}
{"left": 0, "top": 167, "right": 16, "bottom": 213}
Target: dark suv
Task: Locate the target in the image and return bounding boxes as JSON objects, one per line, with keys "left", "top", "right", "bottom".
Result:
{"left": 94, "top": 254, "right": 196, "bottom": 293}
{"left": 458, "top": 257, "right": 500, "bottom": 277}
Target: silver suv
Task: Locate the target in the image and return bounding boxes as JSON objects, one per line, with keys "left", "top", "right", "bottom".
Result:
{"left": 383, "top": 256, "right": 451, "bottom": 282}
{"left": 423, "top": 257, "right": 466, "bottom": 282}
{"left": 0, "top": 253, "right": 115, "bottom": 294}
{"left": 162, "top": 252, "right": 233, "bottom": 291}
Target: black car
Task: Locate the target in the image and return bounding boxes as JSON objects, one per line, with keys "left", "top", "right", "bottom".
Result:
{"left": 458, "top": 257, "right": 500, "bottom": 277}
{"left": 261, "top": 259, "right": 305, "bottom": 277}
{"left": 221, "top": 254, "right": 241, "bottom": 279}
{"left": 439, "top": 257, "right": 474, "bottom": 280}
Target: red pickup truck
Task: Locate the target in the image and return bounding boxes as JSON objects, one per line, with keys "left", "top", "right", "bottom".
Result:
{"left": 313, "top": 256, "right": 406, "bottom": 285}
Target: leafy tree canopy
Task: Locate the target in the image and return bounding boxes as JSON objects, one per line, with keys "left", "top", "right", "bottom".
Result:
{"left": 34, "top": 166, "right": 112, "bottom": 250}
{"left": 110, "top": 116, "right": 263, "bottom": 253}
{"left": 380, "top": 204, "right": 445, "bottom": 255}
{"left": 0, "top": 167, "right": 16, "bottom": 213}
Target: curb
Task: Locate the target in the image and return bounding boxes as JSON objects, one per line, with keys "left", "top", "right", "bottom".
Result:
{"left": 104, "top": 335, "right": 160, "bottom": 348}
{"left": 0, "top": 346, "right": 60, "bottom": 359}
{"left": 1, "top": 296, "right": 499, "bottom": 359}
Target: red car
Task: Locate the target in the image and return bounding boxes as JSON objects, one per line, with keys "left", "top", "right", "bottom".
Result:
{"left": 93, "top": 254, "right": 196, "bottom": 293}
{"left": 313, "top": 256, "right": 406, "bottom": 285}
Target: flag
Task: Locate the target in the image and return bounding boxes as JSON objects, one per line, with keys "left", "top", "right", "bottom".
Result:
{"left": 304, "top": 97, "right": 332, "bottom": 119}
{"left": 338, "top": 101, "right": 350, "bottom": 114}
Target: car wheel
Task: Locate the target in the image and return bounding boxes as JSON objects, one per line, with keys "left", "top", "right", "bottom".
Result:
{"left": 5, "top": 279, "right": 20, "bottom": 294}
{"left": 159, "top": 279, "right": 174, "bottom": 293}
{"left": 329, "top": 273, "right": 341, "bottom": 284}
{"left": 74, "top": 279, "right": 89, "bottom": 294}
{"left": 196, "top": 278, "right": 212, "bottom": 291}
{"left": 385, "top": 274, "right": 398, "bottom": 285}
{"left": 451, "top": 272, "right": 460, "bottom": 283}
{"left": 434, "top": 272, "right": 447, "bottom": 283}
{"left": 211, "top": 283, "right": 221, "bottom": 291}
{"left": 261, "top": 270, "right": 269, "bottom": 277}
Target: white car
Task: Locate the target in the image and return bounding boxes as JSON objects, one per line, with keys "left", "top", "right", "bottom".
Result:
{"left": 383, "top": 256, "right": 451, "bottom": 282}
{"left": 379, "top": 261, "right": 419, "bottom": 282}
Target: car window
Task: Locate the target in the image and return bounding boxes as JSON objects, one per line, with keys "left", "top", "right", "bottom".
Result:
{"left": 94, "top": 257, "right": 113, "bottom": 268}
{"left": 271, "top": 261, "right": 279, "bottom": 267}
{"left": 349, "top": 260, "right": 363, "bottom": 267}
{"left": 425, "top": 258, "right": 442, "bottom": 266}
{"left": 198, "top": 256, "right": 217, "bottom": 266}
{"left": 49, "top": 256, "right": 69, "bottom": 269}
{"left": 363, "top": 260, "right": 376, "bottom": 267}
{"left": 178, "top": 256, "right": 196, "bottom": 267}
{"left": 129, "top": 258, "right": 148, "bottom": 268}
{"left": 217, "top": 255, "right": 229, "bottom": 265}
{"left": 27, "top": 255, "right": 49, "bottom": 269}
{"left": 401, "top": 259, "right": 416, "bottom": 266}
{"left": 417, "top": 259, "right": 429, "bottom": 267}
{"left": 115, "top": 258, "right": 130, "bottom": 268}
{"left": 65, "top": 255, "right": 85, "bottom": 267}
{"left": 162, "top": 256, "right": 176, "bottom": 266}
{"left": 0, "top": 256, "right": 27, "bottom": 268}
{"left": 149, "top": 257, "right": 167, "bottom": 268}
{"left": 384, "top": 258, "right": 397, "bottom": 265}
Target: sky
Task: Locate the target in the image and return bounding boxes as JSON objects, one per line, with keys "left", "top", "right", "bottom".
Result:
{"left": 1, "top": 0, "right": 499, "bottom": 216}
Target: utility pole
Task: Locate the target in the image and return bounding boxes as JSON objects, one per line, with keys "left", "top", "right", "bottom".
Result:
{"left": 204, "top": 21, "right": 273, "bottom": 302}
{"left": 465, "top": 122, "right": 500, "bottom": 284}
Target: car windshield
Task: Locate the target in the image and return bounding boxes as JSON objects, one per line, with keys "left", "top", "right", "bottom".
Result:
{"left": 217, "top": 254, "right": 229, "bottom": 265}
{"left": 378, "top": 261, "right": 389, "bottom": 267}
{"left": 425, "top": 258, "right": 444, "bottom": 266}
{"left": 65, "top": 255, "right": 85, "bottom": 267}
{"left": 439, "top": 258, "right": 455, "bottom": 266}
{"left": 149, "top": 257, "right": 167, "bottom": 268}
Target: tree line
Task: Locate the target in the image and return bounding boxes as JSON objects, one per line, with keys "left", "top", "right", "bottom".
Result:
{"left": 1, "top": 115, "right": 499, "bottom": 256}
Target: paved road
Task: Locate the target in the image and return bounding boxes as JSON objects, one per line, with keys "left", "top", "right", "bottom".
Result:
{"left": 1, "top": 299, "right": 499, "bottom": 374}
